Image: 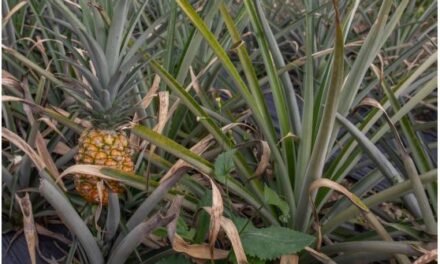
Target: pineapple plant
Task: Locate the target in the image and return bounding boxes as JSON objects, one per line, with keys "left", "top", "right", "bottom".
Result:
{"left": 48, "top": 0, "right": 146, "bottom": 204}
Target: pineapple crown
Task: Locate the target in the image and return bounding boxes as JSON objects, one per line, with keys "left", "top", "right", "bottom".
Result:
{"left": 49, "top": 0, "right": 154, "bottom": 129}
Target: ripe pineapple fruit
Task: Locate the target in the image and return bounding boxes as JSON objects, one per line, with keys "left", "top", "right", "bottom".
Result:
{"left": 50, "top": 0, "right": 145, "bottom": 204}
{"left": 74, "top": 129, "right": 134, "bottom": 204}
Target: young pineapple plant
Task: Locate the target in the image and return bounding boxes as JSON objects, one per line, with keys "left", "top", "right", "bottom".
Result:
{"left": 49, "top": 0, "right": 146, "bottom": 204}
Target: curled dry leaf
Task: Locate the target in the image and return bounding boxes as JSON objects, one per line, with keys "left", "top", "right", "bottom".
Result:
{"left": 309, "top": 178, "right": 370, "bottom": 212}
{"left": 205, "top": 177, "right": 223, "bottom": 258}
{"left": 166, "top": 196, "right": 229, "bottom": 260}
{"left": 358, "top": 97, "right": 406, "bottom": 154}
{"left": 253, "top": 140, "right": 270, "bottom": 179}
{"left": 309, "top": 178, "right": 369, "bottom": 250}
{"left": 171, "top": 235, "right": 229, "bottom": 260}
{"left": 159, "top": 133, "right": 214, "bottom": 183}
{"left": 218, "top": 214, "right": 247, "bottom": 264}
{"left": 309, "top": 179, "right": 406, "bottom": 261}
{"left": 16, "top": 193, "right": 38, "bottom": 264}
{"left": 204, "top": 207, "right": 248, "bottom": 264}
{"left": 160, "top": 162, "right": 227, "bottom": 262}
{"left": 2, "top": 70, "right": 23, "bottom": 94}
{"left": 157, "top": 141, "right": 222, "bottom": 259}
{"left": 58, "top": 164, "right": 114, "bottom": 183}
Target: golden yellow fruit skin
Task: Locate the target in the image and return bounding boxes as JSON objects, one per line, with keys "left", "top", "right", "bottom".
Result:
{"left": 75, "top": 129, "right": 134, "bottom": 204}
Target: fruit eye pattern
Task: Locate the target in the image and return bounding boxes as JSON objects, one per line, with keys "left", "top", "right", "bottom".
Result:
{"left": 74, "top": 129, "right": 134, "bottom": 204}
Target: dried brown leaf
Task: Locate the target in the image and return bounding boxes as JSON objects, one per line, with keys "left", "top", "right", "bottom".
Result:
{"left": 49, "top": 141, "right": 71, "bottom": 155}
{"left": 38, "top": 117, "right": 66, "bottom": 141}
{"left": 2, "top": 96, "right": 46, "bottom": 113}
{"left": 309, "top": 179, "right": 369, "bottom": 212}
{"left": 159, "top": 133, "right": 214, "bottom": 183}
{"left": 16, "top": 193, "right": 37, "bottom": 264}
{"left": 219, "top": 215, "right": 247, "bottom": 264}
{"left": 309, "top": 178, "right": 369, "bottom": 250}
{"left": 130, "top": 75, "right": 161, "bottom": 147}
{"left": 253, "top": 141, "right": 270, "bottom": 179}
{"left": 158, "top": 159, "right": 190, "bottom": 184}
{"left": 49, "top": 106, "right": 92, "bottom": 128}
{"left": 413, "top": 249, "right": 437, "bottom": 264}
{"left": 35, "top": 133, "right": 60, "bottom": 179}
{"left": 206, "top": 177, "right": 223, "bottom": 258}
{"left": 280, "top": 255, "right": 299, "bottom": 264}
{"left": 189, "top": 67, "right": 202, "bottom": 97}
{"left": 304, "top": 246, "right": 336, "bottom": 264}
{"left": 204, "top": 207, "right": 248, "bottom": 264}
{"left": 140, "top": 74, "right": 161, "bottom": 109}
{"left": 2, "top": 70, "right": 23, "bottom": 94}
{"left": 58, "top": 164, "right": 113, "bottom": 182}
{"left": 2, "top": 1, "right": 27, "bottom": 26}
{"left": 148, "top": 91, "right": 169, "bottom": 157}
{"left": 153, "top": 91, "right": 169, "bottom": 133}
{"left": 358, "top": 98, "right": 406, "bottom": 155}
{"left": 172, "top": 235, "right": 229, "bottom": 260}
{"left": 2, "top": 95, "right": 24, "bottom": 102}
{"left": 165, "top": 196, "right": 229, "bottom": 260}
{"left": 2, "top": 128, "right": 45, "bottom": 171}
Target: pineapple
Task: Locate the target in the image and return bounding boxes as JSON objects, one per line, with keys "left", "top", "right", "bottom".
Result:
{"left": 74, "top": 129, "right": 134, "bottom": 204}
{"left": 49, "top": 0, "right": 145, "bottom": 204}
